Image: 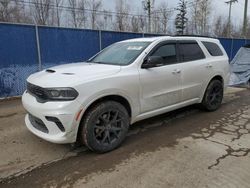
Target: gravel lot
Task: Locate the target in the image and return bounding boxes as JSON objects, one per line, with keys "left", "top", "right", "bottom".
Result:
{"left": 0, "top": 87, "right": 250, "bottom": 188}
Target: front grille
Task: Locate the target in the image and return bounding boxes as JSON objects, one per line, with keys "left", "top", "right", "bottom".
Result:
{"left": 29, "top": 114, "right": 49, "bottom": 133}
{"left": 27, "top": 82, "right": 47, "bottom": 102}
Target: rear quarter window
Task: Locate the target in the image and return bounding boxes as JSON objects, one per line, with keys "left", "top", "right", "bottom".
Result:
{"left": 202, "top": 41, "right": 224, "bottom": 56}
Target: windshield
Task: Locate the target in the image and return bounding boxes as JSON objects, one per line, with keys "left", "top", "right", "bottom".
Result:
{"left": 89, "top": 41, "right": 151, "bottom": 65}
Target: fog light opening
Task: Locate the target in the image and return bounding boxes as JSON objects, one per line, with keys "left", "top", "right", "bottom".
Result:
{"left": 45, "top": 116, "right": 65, "bottom": 132}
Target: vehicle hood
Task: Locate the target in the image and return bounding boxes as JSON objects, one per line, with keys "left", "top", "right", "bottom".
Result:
{"left": 27, "top": 62, "right": 121, "bottom": 87}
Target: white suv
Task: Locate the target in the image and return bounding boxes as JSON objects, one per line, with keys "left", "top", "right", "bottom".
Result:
{"left": 22, "top": 36, "right": 230, "bottom": 152}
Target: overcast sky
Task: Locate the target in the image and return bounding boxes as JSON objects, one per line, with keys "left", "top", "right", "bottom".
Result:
{"left": 102, "top": 0, "right": 249, "bottom": 27}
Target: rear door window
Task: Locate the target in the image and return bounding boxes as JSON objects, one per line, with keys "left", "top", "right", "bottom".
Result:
{"left": 202, "top": 41, "right": 224, "bottom": 56}
{"left": 179, "top": 42, "right": 205, "bottom": 62}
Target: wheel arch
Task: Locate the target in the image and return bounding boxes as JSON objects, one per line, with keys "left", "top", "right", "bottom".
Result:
{"left": 200, "top": 74, "right": 224, "bottom": 103}
{"left": 199, "top": 74, "right": 225, "bottom": 111}
{"left": 206, "top": 75, "right": 224, "bottom": 92}
{"left": 210, "top": 75, "right": 224, "bottom": 85}
{"left": 83, "top": 95, "right": 132, "bottom": 118}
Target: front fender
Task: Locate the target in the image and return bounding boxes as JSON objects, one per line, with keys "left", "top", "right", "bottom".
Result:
{"left": 74, "top": 88, "right": 140, "bottom": 128}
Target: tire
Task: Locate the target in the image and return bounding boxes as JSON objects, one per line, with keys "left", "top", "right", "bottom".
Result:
{"left": 79, "top": 101, "right": 130, "bottom": 153}
{"left": 200, "top": 79, "right": 224, "bottom": 111}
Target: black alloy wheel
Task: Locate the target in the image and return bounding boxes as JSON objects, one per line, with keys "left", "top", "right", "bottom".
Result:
{"left": 201, "top": 79, "right": 224, "bottom": 111}
{"left": 80, "top": 101, "right": 129, "bottom": 153}
{"left": 94, "top": 110, "right": 123, "bottom": 145}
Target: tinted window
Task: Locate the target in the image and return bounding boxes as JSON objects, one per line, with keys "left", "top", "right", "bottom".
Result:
{"left": 202, "top": 41, "right": 223, "bottom": 56}
{"left": 151, "top": 44, "right": 177, "bottom": 64}
{"left": 179, "top": 42, "right": 205, "bottom": 62}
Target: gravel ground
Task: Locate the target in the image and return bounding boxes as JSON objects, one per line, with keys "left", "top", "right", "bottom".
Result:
{"left": 0, "top": 87, "right": 249, "bottom": 188}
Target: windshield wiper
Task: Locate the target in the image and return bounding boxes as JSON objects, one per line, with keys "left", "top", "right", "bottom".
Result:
{"left": 87, "top": 61, "right": 119, "bottom": 65}
{"left": 92, "top": 61, "right": 110, "bottom": 64}
{"left": 85, "top": 60, "right": 104, "bottom": 64}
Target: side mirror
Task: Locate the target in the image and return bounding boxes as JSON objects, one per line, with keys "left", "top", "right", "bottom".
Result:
{"left": 141, "top": 56, "right": 164, "bottom": 69}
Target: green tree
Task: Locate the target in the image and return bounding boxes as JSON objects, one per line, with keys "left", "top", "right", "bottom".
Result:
{"left": 175, "top": 0, "right": 188, "bottom": 35}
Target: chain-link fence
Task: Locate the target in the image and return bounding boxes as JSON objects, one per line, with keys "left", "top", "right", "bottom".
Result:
{"left": 0, "top": 22, "right": 249, "bottom": 98}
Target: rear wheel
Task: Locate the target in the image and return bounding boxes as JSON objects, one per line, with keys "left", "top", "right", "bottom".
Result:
{"left": 80, "top": 101, "right": 129, "bottom": 153}
{"left": 200, "top": 79, "right": 224, "bottom": 111}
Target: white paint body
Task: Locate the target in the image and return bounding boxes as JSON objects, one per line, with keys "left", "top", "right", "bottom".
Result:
{"left": 22, "top": 36, "right": 230, "bottom": 144}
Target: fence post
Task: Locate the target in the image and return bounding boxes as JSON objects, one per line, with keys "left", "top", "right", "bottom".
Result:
{"left": 230, "top": 36, "right": 234, "bottom": 61}
{"left": 244, "top": 36, "right": 247, "bottom": 45}
{"left": 99, "top": 30, "right": 102, "bottom": 51}
{"left": 35, "top": 25, "right": 42, "bottom": 71}
{"left": 142, "top": 33, "right": 145, "bottom": 37}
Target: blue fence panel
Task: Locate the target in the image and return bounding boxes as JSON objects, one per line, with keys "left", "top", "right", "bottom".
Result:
{"left": 38, "top": 27, "right": 100, "bottom": 69}
{"left": 101, "top": 31, "right": 142, "bottom": 49}
{"left": 231, "top": 39, "right": 246, "bottom": 59}
{"left": 218, "top": 38, "right": 233, "bottom": 60}
{"left": 0, "top": 23, "right": 38, "bottom": 97}
{"left": 1, "top": 23, "right": 250, "bottom": 98}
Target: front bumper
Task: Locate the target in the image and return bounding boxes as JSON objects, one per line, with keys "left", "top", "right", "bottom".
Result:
{"left": 22, "top": 91, "right": 82, "bottom": 144}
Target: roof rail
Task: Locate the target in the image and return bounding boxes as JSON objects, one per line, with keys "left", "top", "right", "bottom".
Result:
{"left": 173, "top": 34, "right": 217, "bottom": 39}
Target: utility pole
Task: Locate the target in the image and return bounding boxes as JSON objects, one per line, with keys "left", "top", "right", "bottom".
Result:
{"left": 243, "top": 0, "right": 248, "bottom": 37}
{"left": 225, "top": 0, "right": 238, "bottom": 37}
{"left": 143, "top": 0, "right": 154, "bottom": 33}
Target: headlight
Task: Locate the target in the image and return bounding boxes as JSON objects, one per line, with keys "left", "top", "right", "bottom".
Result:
{"left": 45, "top": 88, "right": 79, "bottom": 101}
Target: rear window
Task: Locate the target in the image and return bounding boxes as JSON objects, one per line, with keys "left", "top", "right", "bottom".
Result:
{"left": 179, "top": 42, "right": 205, "bottom": 62}
{"left": 202, "top": 41, "right": 223, "bottom": 56}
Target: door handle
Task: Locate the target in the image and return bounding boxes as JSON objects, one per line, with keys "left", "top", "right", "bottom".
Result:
{"left": 172, "top": 69, "right": 181, "bottom": 74}
{"left": 206, "top": 64, "right": 213, "bottom": 68}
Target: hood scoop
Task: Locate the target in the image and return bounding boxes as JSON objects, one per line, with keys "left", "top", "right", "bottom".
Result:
{"left": 62, "top": 73, "right": 75, "bottom": 75}
{"left": 46, "top": 69, "right": 74, "bottom": 75}
{"left": 46, "top": 69, "right": 56, "bottom": 73}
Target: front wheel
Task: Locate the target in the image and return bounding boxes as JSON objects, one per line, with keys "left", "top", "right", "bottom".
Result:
{"left": 200, "top": 79, "right": 224, "bottom": 111}
{"left": 80, "top": 101, "right": 130, "bottom": 153}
